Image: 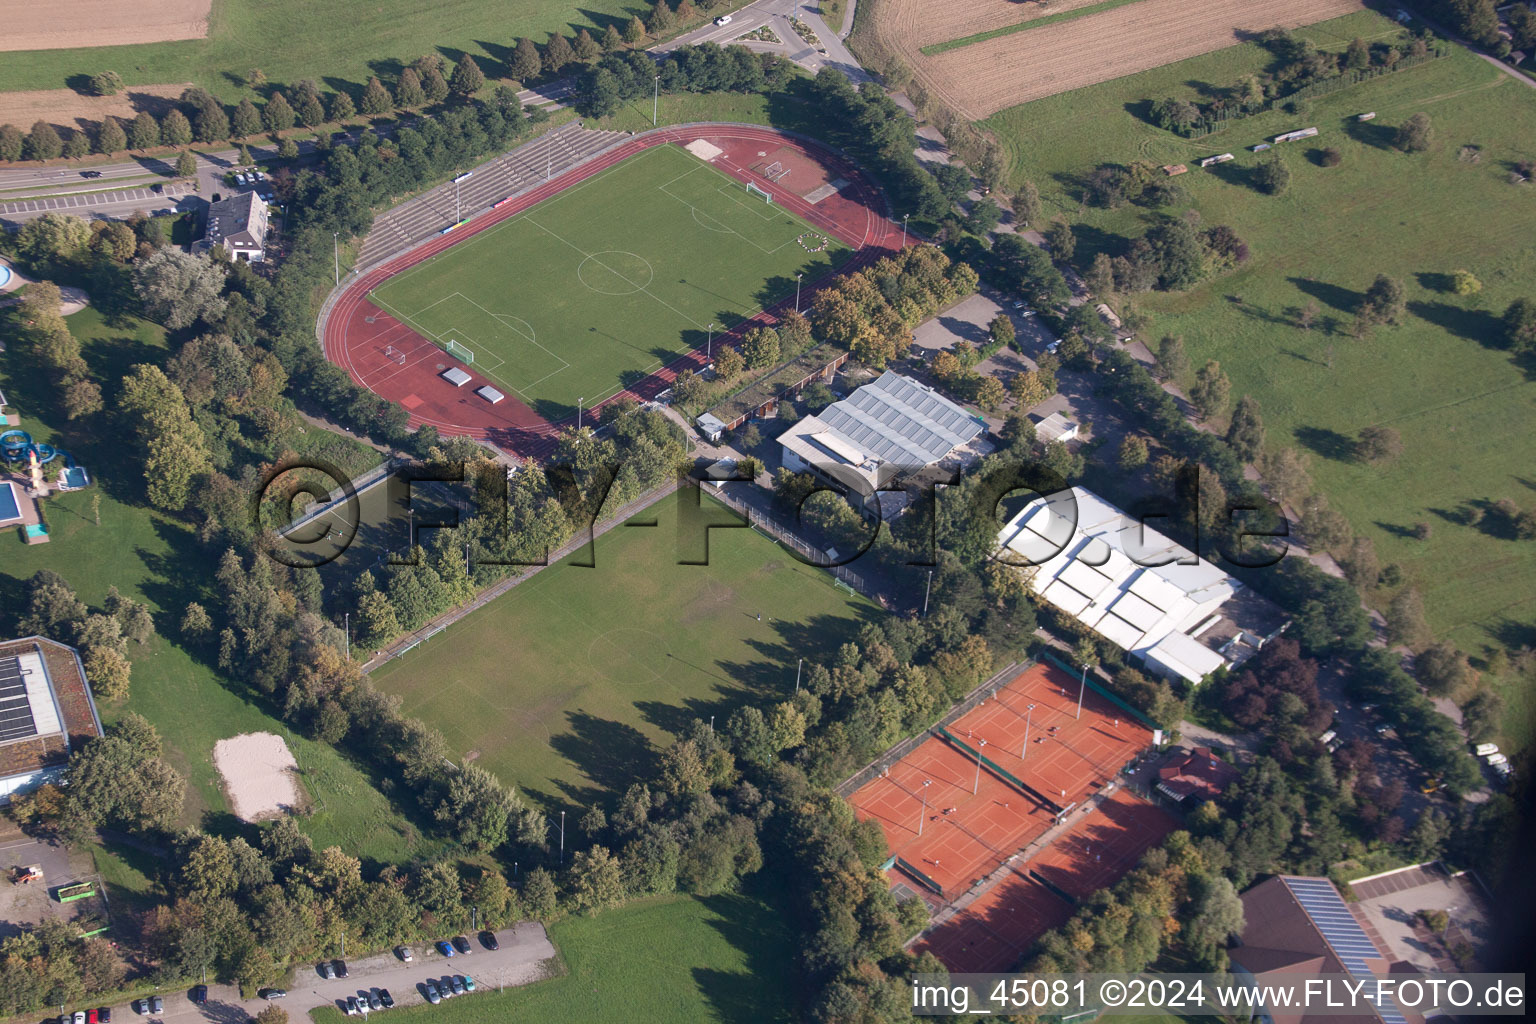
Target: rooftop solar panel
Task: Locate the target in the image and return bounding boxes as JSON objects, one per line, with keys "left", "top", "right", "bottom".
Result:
{"left": 0, "top": 656, "right": 40, "bottom": 743}
{"left": 1282, "top": 877, "right": 1408, "bottom": 1024}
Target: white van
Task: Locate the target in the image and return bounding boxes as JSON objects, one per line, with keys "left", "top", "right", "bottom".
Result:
{"left": 715, "top": 14, "right": 732, "bottom": 25}
{"left": 1485, "top": 752, "right": 1508, "bottom": 766}
{"left": 1474, "top": 742, "right": 1499, "bottom": 757}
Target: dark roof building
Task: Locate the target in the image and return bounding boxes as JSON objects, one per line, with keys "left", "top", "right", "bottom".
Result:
{"left": 196, "top": 190, "right": 270, "bottom": 261}
{"left": 1232, "top": 876, "right": 1410, "bottom": 1024}
{"left": 1155, "top": 745, "right": 1240, "bottom": 802}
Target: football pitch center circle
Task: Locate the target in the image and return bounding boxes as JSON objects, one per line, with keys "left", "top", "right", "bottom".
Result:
{"left": 576, "top": 250, "right": 655, "bottom": 296}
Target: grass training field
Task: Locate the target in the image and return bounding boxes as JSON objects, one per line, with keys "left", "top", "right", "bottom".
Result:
{"left": 370, "top": 488, "right": 876, "bottom": 810}
{"left": 368, "top": 143, "right": 849, "bottom": 419}
{"left": 0, "top": 0, "right": 639, "bottom": 100}
{"left": 0, "top": 306, "right": 430, "bottom": 877}
{"left": 313, "top": 889, "right": 797, "bottom": 1024}
{"left": 984, "top": 10, "right": 1536, "bottom": 743}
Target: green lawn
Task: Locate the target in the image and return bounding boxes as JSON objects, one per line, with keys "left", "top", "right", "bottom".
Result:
{"left": 368, "top": 142, "right": 848, "bottom": 418}
{"left": 370, "top": 488, "right": 877, "bottom": 811}
{"left": 983, "top": 12, "right": 1536, "bottom": 745}
{"left": 0, "top": 307, "right": 431, "bottom": 866}
{"left": 312, "top": 888, "right": 797, "bottom": 1024}
{"left": 0, "top": 0, "right": 640, "bottom": 101}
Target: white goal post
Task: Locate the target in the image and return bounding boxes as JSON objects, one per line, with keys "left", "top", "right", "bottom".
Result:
{"left": 745, "top": 181, "right": 773, "bottom": 204}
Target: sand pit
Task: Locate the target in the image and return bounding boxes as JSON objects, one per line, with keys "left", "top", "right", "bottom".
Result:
{"left": 0, "top": 85, "right": 191, "bottom": 134}
{"left": 213, "top": 732, "right": 303, "bottom": 822}
{"left": 0, "top": 0, "right": 210, "bottom": 52}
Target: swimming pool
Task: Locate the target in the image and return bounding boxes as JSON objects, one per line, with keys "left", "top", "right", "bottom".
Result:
{"left": 0, "top": 481, "right": 21, "bottom": 523}
{"left": 0, "top": 264, "right": 11, "bottom": 290}
{"left": 62, "top": 466, "right": 88, "bottom": 489}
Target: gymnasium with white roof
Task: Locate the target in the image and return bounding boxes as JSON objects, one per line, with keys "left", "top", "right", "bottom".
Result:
{"left": 996, "top": 486, "right": 1242, "bottom": 685}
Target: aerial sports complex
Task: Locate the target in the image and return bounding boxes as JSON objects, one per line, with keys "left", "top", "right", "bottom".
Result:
{"left": 319, "top": 123, "right": 905, "bottom": 457}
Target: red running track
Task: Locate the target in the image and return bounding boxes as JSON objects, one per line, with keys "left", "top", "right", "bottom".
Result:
{"left": 320, "top": 123, "right": 906, "bottom": 460}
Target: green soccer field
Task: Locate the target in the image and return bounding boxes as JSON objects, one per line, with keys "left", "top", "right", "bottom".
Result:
{"left": 369, "top": 489, "right": 878, "bottom": 811}
{"left": 368, "top": 143, "right": 850, "bottom": 419}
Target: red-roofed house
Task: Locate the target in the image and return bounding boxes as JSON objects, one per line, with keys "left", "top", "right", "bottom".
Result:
{"left": 1155, "top": 745, "right": 1239, "bottom": 803}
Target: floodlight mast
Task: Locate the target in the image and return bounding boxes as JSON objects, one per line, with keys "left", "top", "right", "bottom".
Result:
{"left": 454, "top": 171, "right": 473, "bottom": 222}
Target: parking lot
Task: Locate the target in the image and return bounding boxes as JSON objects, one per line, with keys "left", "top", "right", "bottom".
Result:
{"left": 63, "top": 923, "right": 556, "bottom": 1023}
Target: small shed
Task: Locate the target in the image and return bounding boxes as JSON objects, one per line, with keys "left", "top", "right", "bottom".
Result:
{"left": 1034, "top": 411, "right": 1079, "bottom": 444}
{"left": 695, "top": 412, "right": 727, "bottom": 443}
{"left": 475, "top": 385, "right": 505, "bottom": 405}
{"left": 441, "top": 366, "right": 472, "bottom": 387}
{"left": 1161, "top": 163, "right": 1188, "bottom": 176}
{"left": 1357, "top": 111, "right": 1377, "bottom": 121}
{"left": 1198, "top": 153, "right": 1234, "bottom": 167}
{"left": 1251, "top": 143, "right": 1271, "bottom": 152}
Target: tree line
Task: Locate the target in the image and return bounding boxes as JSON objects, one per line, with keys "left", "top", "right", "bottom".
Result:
{"left": 1147, "top": 27, "right": 1441, "bottom": 138}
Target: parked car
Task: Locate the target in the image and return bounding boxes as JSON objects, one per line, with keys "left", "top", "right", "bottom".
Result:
{"left": 88, "top": 1010, "right": 99, "bottom": 1024}
{"left": 190, "top": 985, "right": 208, "bottom": 1005}
{"left": 73, "top": 1012, "right": 86, "bottom": 1024}
{"left": 319, "top": 961, "right": 336, "bottom": 980}
{"left": 479, "top": 930, "right": 499, "bottom": 951}
{"left": 333, "top": 959, "right": 349, "bottom": 978}
{"left": 436, "top": 940, "right": 456, "bottom": 958}
{"left": 344, "top": 996, "right": 361, "bottom": 1016}
{"left": 462, "top": 976, "right": 476, "bottom": 993}
{"left": 380, "top": 989, "right": 395, "bottom": 1008}
{"left": 80, "top": 170, "right": 103, "bottom": 179}
{"left": 450, "top": 976, "right": 466, "bottom": 996}
{"left": 396, "top": 945, "right": 413, "bottom": 962}
{"left": 149, "top": 997, "right": 163, "bottom": 1016}
{"left": 1474, "top": 742, "right": 1500, "bottom": 757}
{"left": 714, "top": 14, "right": 732, "bottom": 25}
{"left": 367, "top": 990, "right": 383, "bottom": 1011}
{"left": 259, "top": 989, "right": 287, "bottom": 1000}
{"left": 451, "top": 935, "right": 472, "bottom": 955}
{"left": 98, "top": 1009, "right": 112, "bottom": 1024}
{"left": 424, "top": 981, "right": 441, "bottom": 1005}
{"left": 150, "top": 183, "right": 164, "bottom": 194}
{"left": 1486, "top": 752, "right": 1508, "bottom": 766}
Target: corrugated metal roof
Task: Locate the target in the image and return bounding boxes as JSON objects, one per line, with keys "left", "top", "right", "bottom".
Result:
{"left": 815, "top": 371, "right": 981, "bottom": 468}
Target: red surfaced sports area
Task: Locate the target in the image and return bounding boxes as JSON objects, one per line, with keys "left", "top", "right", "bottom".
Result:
{"left": 849, "top": 661, "right": 1176, "bottom": 974}
{"left": 319, "top": 123, "right": 905, "bottom": 459}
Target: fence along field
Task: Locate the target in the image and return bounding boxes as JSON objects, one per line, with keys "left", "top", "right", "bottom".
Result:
{"left": 861, "top": 0, "right": 1367, "bottom": 120}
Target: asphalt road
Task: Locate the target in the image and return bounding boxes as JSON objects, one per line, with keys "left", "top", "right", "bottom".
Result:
{"left": 79, "top": 924, "right": 555, "bottom": 1023}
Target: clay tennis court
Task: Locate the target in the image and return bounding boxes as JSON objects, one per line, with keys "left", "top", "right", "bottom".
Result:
{"left": 850, "top": 661, "right": 1152, "bottom": 895}
{"left": 913, "top": 789, "right": 1177, "bottom": 973}
{"left": 850, "top": 660, "right": 1166, "bottom": 973}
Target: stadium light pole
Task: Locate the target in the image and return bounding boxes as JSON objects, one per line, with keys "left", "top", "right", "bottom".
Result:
{"left": 901, "top": 213, "right": 909, "bottom": 247}
{"left": 1022, "top": 702, "right": 1034, "bottom": 760}
{"left": 343, "top": 612, "right": 350, "bottom": 660}
{"left": 1076, "top": 663, "right": 1087, "bottom": 721}
{"left": 559, "top": 811, "right": 565, "bottom": 865}
{"left": 577, "top": 397, "right": 584, "bottom": 431}
{"left": 333, "top": 231, "right": 339, "bottom": 285}
{"left": 653, "top": 75, "right": 660, "bottom": 126}
{"left": 918, "top": 779, "right": 931, "bottom": 836}
{"left": 795, "top": 272, "right": 803, "bottom": 313}
{"left": 972, "top": 738, "right": 987, "bottom": 795}
{"left": 707, "top": 322, "right": 715, "bottom": 360}
{"left": 795, "top": 657, "right": 803, "bottom": 695}
{"left": 453, "top": 171, "right": 472, "bottom": 223}
{"left": 922, "top": 569, "right": 933, "bottom": 617}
